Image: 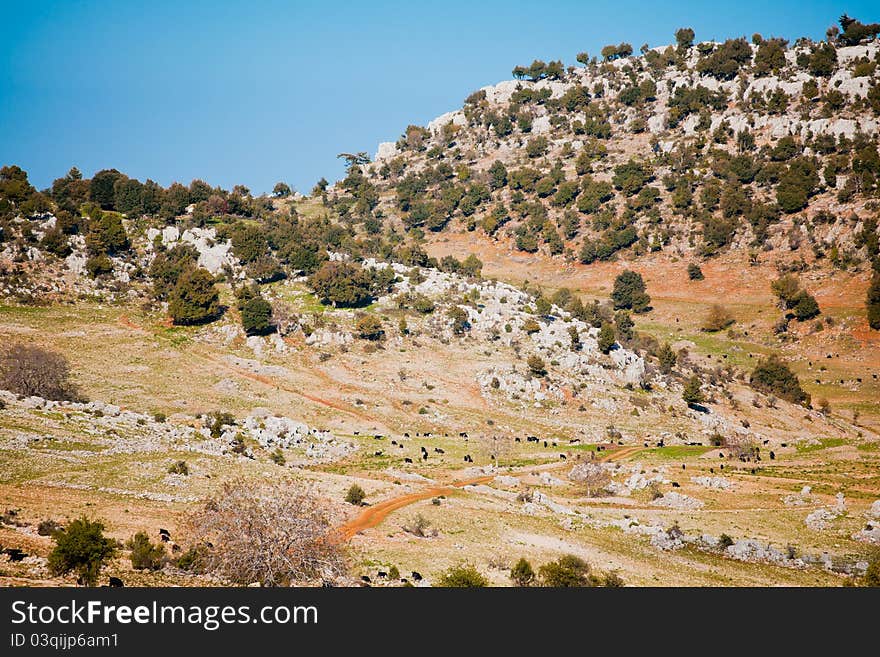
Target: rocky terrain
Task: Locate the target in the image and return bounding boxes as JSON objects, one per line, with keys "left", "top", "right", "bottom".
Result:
{"left": 1, "top": 16, "right": 879, "bottom": 587}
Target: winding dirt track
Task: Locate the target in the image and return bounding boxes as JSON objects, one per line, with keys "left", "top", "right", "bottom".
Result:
{"left": 336, "top": 445, "right": 643, "bottom": 542}
{"left": 335, "top": 474, "right": 495, "bottom": 541}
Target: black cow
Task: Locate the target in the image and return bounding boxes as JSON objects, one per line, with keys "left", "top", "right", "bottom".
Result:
{"left": 392, "top": 440, "right": 398, "bottom": 446}
{"left": 434, "top": 448, "right": 444, "bottom": 454}
{"left": 411, "top": 571, "right": 423, "bottom": 581}
{"left": 769, "top": 451, "right": 775, "bottom": 460}
{"left": 559, "top": 454, "right": 567, "bottom": 460}
{"left": 361, "top": 575, "right": 371, "bottom": 583}
{"left": 375, "top": 435, "right": 383, "bottom": 440}
{"left": 5, "top": 548, "right": 27, "bottom": 562}
{"left": 422, "top": 453, "right": 428, "bottom": 461}
{"left": 543, "top": 441, "right": 548, "bottom": 447}
{"left": 515, "top": 437, "right": 521, "bottom": 442}
{"left": 681, "top": 464, "right": 686, "bottom": 470}
{"left": 459, "top": 432, "right": 468, "bottom": 438}
{"left": 353, "top": 431, "right": 360, "bottom": 435}
{"left": 377, "top": 571, "right": 387, "bottom": 578}
{"left": 374, "top": 451, "right": 383, "bottom": 456}
{"left": 108, "top": 576, "right": 124, "bottom": 587}
{"left": 404, "top": 457, "right": 413, "bottom": 463}
{"left": 404, "top": 433, "right": 410, "bottom": 437}
{"left": 672, "top": 482, "right": 680, "bottom": 488}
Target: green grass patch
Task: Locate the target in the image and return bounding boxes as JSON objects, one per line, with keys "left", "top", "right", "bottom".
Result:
{"left": 640, "top": 445, "right": 712, "bottom": 459}
{"left": 796, "top": 437, "right": 847, "bottom": 453}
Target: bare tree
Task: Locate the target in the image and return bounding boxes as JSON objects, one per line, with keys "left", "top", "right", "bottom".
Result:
{"left": 0, "top": 343, "right": 80, "bottom": 400}
{"left": 477, "top": 434, "right": 514, "bottom": 467}
{"left": 568, "top": 463, "right": 612, "bottom": 497}
{"left": 271, "top": 301, "right": 300, "bottom": 337}
{"left": 185, "top": 479, "right": 346, "bottom": 586}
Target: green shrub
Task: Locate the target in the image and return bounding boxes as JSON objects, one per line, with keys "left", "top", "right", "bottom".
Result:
{"left": 510, "top": 557, "right": 536, "bottom": 586}
{"left": 687, "top": 263, "right": 704, "bottom": 280}
{"left": 527, "top": 355, "right": 547, "bottom": 377}
{"left": 345, "top": 484, "right": 366, "bottom": 506}
{"left": 47, "top": 517, "right": 117, "bottom": 585}
{"left": 169, "top": 267, "right": 220, "bottom": 325}
{"left": 85, "top": 254, "right": 113, "bottom": 278}
{"left": 241, "top": 297, "right": 273, "bottom": 335}
{"left": 126, "top": 531, "right": 165, "bottom": 570}
{"left": 611, "top": 270, "right": 650, "bottom": 312}
{"left": 538, "top": 554, "right": 595, "bottom": 587}
{"left": 168, "top": 460, "right": 189, "bottom": 475}
{"left": 682, "top": 375, "right": 705, "bottom": 405}
{"left": 437, "top": 563, "right": 489, "bottom": 587}
{"left": 309, "top": 261, "right": 374, "bottom": 308}
{"left": 750, "top": 355, "right": 810, "bottom": 406}
{"left": 597, "top": 322, "right": 616, "bottom": 354}
{"left": 355, "top": 314, "right": 384, "bottom": 340}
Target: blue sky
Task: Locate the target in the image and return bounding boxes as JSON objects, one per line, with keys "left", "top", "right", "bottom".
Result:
{"left": 1, "top": 1, "right": 876, "bottom": 194}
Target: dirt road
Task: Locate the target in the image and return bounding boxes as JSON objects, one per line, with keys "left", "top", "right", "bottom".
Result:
{"left": 336, "top": 444, "right": 643, "bottom": 541}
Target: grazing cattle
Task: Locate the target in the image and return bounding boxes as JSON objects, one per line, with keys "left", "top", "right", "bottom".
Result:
{"left": 361, "top": 575, "right": 371, "bottom": 583}
{"left": 411, "top": 571, "right": 423, "bottom": 581}
{"left": 377, "top": 571, "right": 387, "bottom": 578}
{"left": 108, "top": 577, "right": 124, "bottom": 587}
{"left": 353, "top": 431, "right": 359, "bottom": 435}
{"left": 404, "top": 433, "right": 410, "bottom": 438}
{"left": 559, "top": 454, "right": 567, "bottom": 460}
{"left": 425, "top": 433, "right": 432, "bottom": 437}
{"left": 422, "top": 454, "right": 428, "bottom": 461}
{"left": 710, "top": 468, "right": 715, "bottom": 474}
{"left": 750, "top": 468, "right": 756, "bottom": 474}
{"left": 543, "top": 441, "right": 548, "bottom": 448}
{"left": 569, "top": 439, "right": 580, "bottom": 444}
{"left": 552, "top": 442, "right": 557, "bottom": 447}
{"left": 672, "top": 482, "right": 680, "bottom": 488}
{"left": 434, "top": 448, "right": 444, "bottom": 454}
{"left": 459, "top": 432, "right": 468, "bottom": 438}
{"left": 763, "top": 439, "right": 769, "bottom": 445}
{"left": 515, "top": 437, "right": 521, "bottom": 442}
{"left": 719, "top": 453, "right": 724, "bottom": 458}
{"left": 658, "top": 439, "right": 664, "bottom": 448}
{"left": 644, "top": 442, "right": 649, "bottom": 447}
{"left": 171, "top": 543, "right": 181, "bottom": 553}
{"left": 464, "top": 455, "right": 473, "bottom": 463}
{"left": 5, "top": 548, "right": 27, "bottom": 562}
{"left": 392, "top": 440, "right": 398, "bottom": 446}
{"left": 720, "top": 464, "right": 724, "bottom": 470}
{"left": 780, "top": 443, "right": 788, "bottom": 448}
{"left": 375, "top": 435, "right": 383, "bottom": 440}
{"left": 404, "top": 457, "right": 413, "bottom": 463}
{"left": 682, "top": 464, "right": 686, "bottom": 470}
{"left": 769, "top": 451, "right": 775, "bottom": 460}
{"left": 399, "top": 444, "right": 404, "bottom": 449}
{"left": 374, "top": 451, "right": 383, "bottom": 456}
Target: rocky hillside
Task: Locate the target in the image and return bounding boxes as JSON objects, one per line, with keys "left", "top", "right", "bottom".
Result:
{"left": 336, "top": 20, "right": 880, "bottom": 281}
